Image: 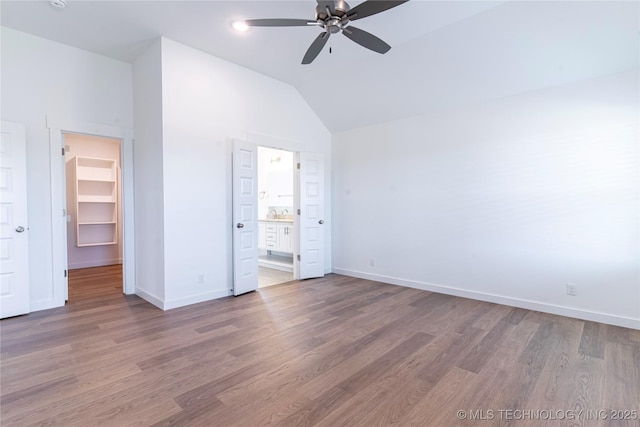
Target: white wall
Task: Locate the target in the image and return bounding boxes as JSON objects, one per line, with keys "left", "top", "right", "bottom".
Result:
{"left": 136, "top": 38, "right": 331, "bottom": 309}
{"left": 1, "top": 27, "right": 133, "bottom": 310}
{"left": 65, "top": 134, "right": 122, "bottom": 269}
{"left": 132, "top": 38, "right": 166, "bottom": 305}
{"left": 332, "top": 70, "right": 640, "bottom": 328}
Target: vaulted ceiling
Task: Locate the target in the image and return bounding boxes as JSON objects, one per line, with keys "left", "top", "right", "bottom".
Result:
{"left": 2, "top": 1, "right": 638, "bottom": 132}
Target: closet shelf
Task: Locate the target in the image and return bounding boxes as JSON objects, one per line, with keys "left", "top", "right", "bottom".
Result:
{"left": 78, "top": 221, "right": 117, "bottom": 225}
{"left": 72, "top": 156, "right": 119, "bottom": 247}
{"left": 77, "top": 241, "right": 117, "bottom": 247}
{"left": 77, "top": 178, "right": 116, "bottom": 183}
{"left": 77, "top": 199, "right": 117, "bottom": 203}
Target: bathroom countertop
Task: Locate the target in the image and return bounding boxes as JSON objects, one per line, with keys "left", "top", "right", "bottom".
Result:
{"left": 259, "top": 218, "right": 294, "bottom": 223}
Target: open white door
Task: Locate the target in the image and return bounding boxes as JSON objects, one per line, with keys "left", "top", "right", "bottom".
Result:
{"left": 297, "top": 152, "right": 325, "bottom": 280}
{"left": 0, "top": 122, "right": 30, "bottom": 318}
{"left": 232, "top": 140, "right": 259, "bottom": 296}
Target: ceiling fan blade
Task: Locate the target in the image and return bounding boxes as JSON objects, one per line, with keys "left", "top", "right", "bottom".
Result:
{"left": 342, "top": 26, "right": 391, "bottom": 54}
{"left": 347, "top": 0, "right": 409, "bottom": 21}
{"left": 302, "top": 32, "right": 330, "bottom": 64}
{"left": 245, "top": 19, "right": 317, "bottom": 27}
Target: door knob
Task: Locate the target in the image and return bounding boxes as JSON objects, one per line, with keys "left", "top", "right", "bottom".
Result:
{"left": 318, "top": 220, "right": 324, "bottom": 225}
{"left": 236, "top": 223, "right": 244, "bottom": 229}
{"left": 15, "top": 226, "right": 25, "bottom": 233}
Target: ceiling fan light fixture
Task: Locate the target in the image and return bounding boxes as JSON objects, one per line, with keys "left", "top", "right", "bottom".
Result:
{"left": 232, "top": 21, "right": 250, "bottom": 32}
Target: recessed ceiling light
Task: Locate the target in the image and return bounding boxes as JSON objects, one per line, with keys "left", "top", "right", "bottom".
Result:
{"left": 49, "top": 0, "right": 67, "bottom": 9}
{"left": 232, "top": 21, "right": 249, "bottom": 32}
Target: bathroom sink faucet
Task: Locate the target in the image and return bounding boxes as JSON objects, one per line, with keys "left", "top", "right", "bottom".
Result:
{"left": 269, "top": 209, "right": 277, "bottom": 218}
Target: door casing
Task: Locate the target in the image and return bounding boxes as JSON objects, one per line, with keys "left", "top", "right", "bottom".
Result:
{"left": 48, "top": 117, "right": 135, "bottom": 309}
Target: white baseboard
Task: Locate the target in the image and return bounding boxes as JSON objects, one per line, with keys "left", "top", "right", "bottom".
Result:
{"left": 134, "top": 288, "right": 164, "bottom": 310}
{"left": 332, "top": 267, "right": 640, "bottom": 330}
{"left": 135, "top": 288, "right": 229, "bottom": 310}
{"left": 68, "top": 259, "right": 122, "bottom": 270}
{"left": 163, "top": 289, "right": 231, "bottom": 310}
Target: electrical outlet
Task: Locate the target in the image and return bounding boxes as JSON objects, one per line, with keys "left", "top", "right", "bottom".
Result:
{"left": 566, "top": 283, "right": 577, "bottom": 296}
{"left": 369, "top": 258, "right": 376, "bottom": 267}
{"left": 198, "top": 274, "right": 205, "bottom": 284}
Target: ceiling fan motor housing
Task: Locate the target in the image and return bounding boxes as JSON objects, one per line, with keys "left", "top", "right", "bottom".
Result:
{"left": 315, "top": 1, "right": 350, "bottom": 21}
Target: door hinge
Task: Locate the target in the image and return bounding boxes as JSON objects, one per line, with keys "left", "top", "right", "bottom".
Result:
{"left": 63, "top": 208, "right": 66, "bottom": 217}
{"left": 297, "top": 254, "right": 301, "bottom": 261}
{"left": 64, "top": 270, "right": 67, "bottom": 278}
{"left": 61, "top": 147, "right": 65, "bottom": 156}
{"left": 297, "top": 209, "right": 301, "bottom": 215}
{"left": 297, "top": 162, "right": 300, "bottom": 169}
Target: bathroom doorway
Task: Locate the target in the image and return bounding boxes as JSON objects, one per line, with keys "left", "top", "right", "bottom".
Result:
{"left": 257, "top": 147, "right": 294, "bottom": 287}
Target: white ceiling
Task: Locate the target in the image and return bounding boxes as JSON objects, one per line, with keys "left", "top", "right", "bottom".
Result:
{"left": 2, "top": 1, "right": 638, "bottom": 132}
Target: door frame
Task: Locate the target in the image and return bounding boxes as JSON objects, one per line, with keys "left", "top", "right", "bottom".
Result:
{"left": 255, "top": 144, "right": 300, "bottom": 281}
{"left": 245, "top": 132, "right": 305, "bottom": 284}
{"left": 235, "top": 132, "right": 328, "bottom": 293}
{"left": 48, "top": 117, "right": 135, "bottom": 303}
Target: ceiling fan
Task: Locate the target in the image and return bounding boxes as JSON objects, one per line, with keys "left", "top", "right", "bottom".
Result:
{"left": 243, "top": 0, "right": 410, "bottom": 64}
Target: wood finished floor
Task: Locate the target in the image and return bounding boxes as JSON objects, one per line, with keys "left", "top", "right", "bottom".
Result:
{"left": 1, "top": 265, "right": 639, "bottom": 426}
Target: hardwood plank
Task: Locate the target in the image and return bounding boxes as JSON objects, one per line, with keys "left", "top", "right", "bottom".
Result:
{"left": 419, "top": 295, "right": 486, "bottom": 336}
{"left": 321, "top": 331, "right": 469, "bottom": 427}
{"left": 339, "top": 332, "right": 435, "bottom": 395}
{"left": 0, "top": 375, "right": 78, "bottom": 408}
{"left": 270, "top": 332, "right": 436, "bottom": 427}
{"left": 606, "top": 324, "right": 632, "bottom": 345}
{"left": 485, "top": 319, "right": 538, "bottom": 373}
{"left": 396, "top": 366, "right": 477, "bottom": 426}
{"left": 1, "top": 323, "right": 101, "bottom": 357}
{"left": 151, "top": 396, "right": 224, "bottom": 426}
{"left": 408, "top": 291, "right": 451, "bottom": 310}
{"left": 483, "top": 320, "right": 556, "bottom": 423}
{"left": 579, "top": 321, "right": 606, "bottom": 359}
{"left": 453, "top": 299, "right": 495, "bottom": 334}
{"left": 603, "top": 341, "right": 640, "bottom": 426}
{"left": 563, "top": 356, "right": 606, "bottom": 427}
{"left": 444, "top": 367, "right": 509, "bottom": 427}
{"left": 418, "top": 328, "right": 484, "bottom": 386}
{"left": 471, "top": 302, "right": 513, "bottom": 330}
{"left": 456, "top": 310, "right": 515, "bottom": 373}
{"left": 525, "top": 317, "right": 583, "bottom": 408}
